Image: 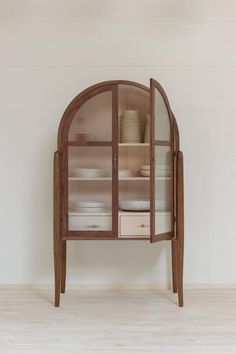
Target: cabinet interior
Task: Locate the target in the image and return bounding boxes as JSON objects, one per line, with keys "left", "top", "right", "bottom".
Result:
{"left": 67, "top": 84, "right": 172, "bottom": 238}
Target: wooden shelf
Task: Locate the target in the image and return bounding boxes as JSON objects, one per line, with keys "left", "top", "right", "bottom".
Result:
{"left": 69, "top": 212, "right": 112, "bottom": 216}
{"left": 155, "top": 140, "right": 171, "bottom": 146}
{"left": 119, "top": 177, "right": 149, "bottom": 181}
{"left": 69, "top": 177, "right": 112, "bottom": 181}
{"left": 119, "top": 143, "right": 150, "bottom": 147}
{"left": 69, "top": 177, "right": 171, "bottom": 181}
{"left": 119, "top": 210, "right": 171, "bottom": 215}
{"left": 119, "top": 177, "right": 171, "bottom": 181}
{"left": 68, "top": 141, "right": 112, "bottom": 147}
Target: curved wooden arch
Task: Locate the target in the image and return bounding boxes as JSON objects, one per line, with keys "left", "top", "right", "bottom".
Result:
{"left": 57, "top": 79, "right": 179, "bottom": 151}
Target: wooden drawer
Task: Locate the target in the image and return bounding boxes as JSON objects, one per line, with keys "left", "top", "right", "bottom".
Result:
{"left": 120, "top": 215, "right": 150, "bottom": 237}
{"left": 119, "top": 213, "right": 172, "bottom": 237}
{"left": 69, "top": 215, "right": 112, "bottom": 231}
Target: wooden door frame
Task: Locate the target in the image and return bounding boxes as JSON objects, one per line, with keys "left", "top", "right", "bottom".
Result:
{"left": 150, "top": 78, "right": 176, "bottom": 243}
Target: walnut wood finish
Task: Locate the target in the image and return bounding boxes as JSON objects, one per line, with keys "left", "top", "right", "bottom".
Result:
{"left": 150, "top": 78, "right": 175, "bottom": 244}
{"left": 112, "top": 85, "right": 119, "bottom": 237}
{"left": 53, "top": 151, "right": 61, "bottom": 307}
{"left": 177, "top": 151, "right": 184, "bottom": 307}
{"left": 61, "top": 241, "right": 66, "bottom": 293}
{"left": 53, "top": 79, "right": 184, "bottom": 307}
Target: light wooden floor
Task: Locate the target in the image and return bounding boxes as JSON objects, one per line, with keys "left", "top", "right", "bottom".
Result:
{"left": 1, "top": 289, "right": 236, "bottom": 354}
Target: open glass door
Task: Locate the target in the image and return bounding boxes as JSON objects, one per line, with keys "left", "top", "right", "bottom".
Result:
{"left": 150, "top": 79, "right": 174, "bottom": 242}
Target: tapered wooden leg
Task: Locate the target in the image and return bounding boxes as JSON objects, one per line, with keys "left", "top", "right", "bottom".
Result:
{"left": 177, "top": 151, "right": 184, "bottom": 307}
{"left": 54, "top": 151, "right": 61, "bottom": 307}
{"left": 177, "top": 237, "right": 184, "bottom": 307}
{"left": 54, "top": 235, "right": 61, "bottom": 307}
{"left": 171, "top": 240, "right": 178, "bottom": 293}
{"left": 61, "top": 240, "right": 66, "bottom": 293}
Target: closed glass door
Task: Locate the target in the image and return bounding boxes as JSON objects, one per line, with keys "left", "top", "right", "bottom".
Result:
{"left": 66, "top": 87, "right": 118, "bottom": 237}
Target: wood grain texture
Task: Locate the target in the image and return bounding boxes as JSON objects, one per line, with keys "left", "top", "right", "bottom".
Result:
{"left": 177, "top": 151, "right": 184, "bottom": 307}
{"left": 61, "top": 240, "right": 66, "bottom": 294}
{"left": 53, "top": 151, "right": 61, "bottom": 307}
{"left": 0, "top": 289, "right": 236, "bottom": 354}
{"left": 171, "top": 240, "right": 178, "bottom": 293}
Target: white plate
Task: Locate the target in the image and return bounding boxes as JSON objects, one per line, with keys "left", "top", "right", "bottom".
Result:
{"left": 73, "top": 168, "right": 105, "bottom": 178}
{"left": 119, "top": 199, "right": 150, "bottom": 211}
{"left": 119, "top": 169, "right": 132, "bottom": 178}
{"left": 71, "top": 201, "right": 105, "bottom": 208}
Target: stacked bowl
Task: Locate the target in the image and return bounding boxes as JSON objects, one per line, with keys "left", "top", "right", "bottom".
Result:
{"left": 140, "top": 165, "right": 171, "bottom": 177}
{"left": 121, "top": 110, "right": 141, "bottom": 143}
{"left": 70, "top": 201, "right": 106, "bottom": 213}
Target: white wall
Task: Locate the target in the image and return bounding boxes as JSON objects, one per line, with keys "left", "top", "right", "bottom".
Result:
{"left": 1, "top": 0, "right": 236, "bottom": 286}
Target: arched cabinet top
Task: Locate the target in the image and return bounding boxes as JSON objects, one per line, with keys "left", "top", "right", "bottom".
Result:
{"left": 57, "top": 79, "right": 179, "bottom": 151}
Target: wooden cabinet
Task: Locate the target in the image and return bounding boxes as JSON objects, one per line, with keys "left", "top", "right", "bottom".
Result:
{"left": 54, "top": 79, "right": 184, "bottom": 307}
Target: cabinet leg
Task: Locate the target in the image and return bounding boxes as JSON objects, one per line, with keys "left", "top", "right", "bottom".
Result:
{"left": 176, "top": 151, "right": 184, "bottom": 307}
{"left": 61, "top": 240, "right": 66, "bottom": 293}
{"left": 171, "top": 240, "right": 178, "bottom": 293}
{"left": 54, "top": 237, "right": 61, "bottom": 307}
{"left": 53, "top": 151, "right": 61, "bottom": 307}
{"left": 177, "top": 238, "right": 184, "bottom": 307}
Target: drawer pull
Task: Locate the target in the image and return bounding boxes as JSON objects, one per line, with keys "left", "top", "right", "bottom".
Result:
{"left": 139, "top": 224, "right": 149, "bottom": 228}
{"left": 86, "top": 224, "right": 100, "bottom": 229}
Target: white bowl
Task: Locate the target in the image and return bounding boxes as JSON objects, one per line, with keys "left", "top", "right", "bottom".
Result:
{"left": 141, "top": 165, "right": 150, "bottom": 171}
{"left": 73, "top": 168, "right": 105, "bottom": 178}
{"left": 77, "top": 207, "right": 106, "bottom": 213}
{"left": 119, "top": 199, "right": 150, "bottom": 211}
{"left": 140, "top": 170, "right": 150, "bottom": 177}
{"left": 119, "top": 169, "right": 132, "bottom": 178}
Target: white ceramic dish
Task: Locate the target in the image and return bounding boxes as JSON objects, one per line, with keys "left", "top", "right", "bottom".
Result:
{"left": 119, "top": 199, "right": 150, "bottom": 211}
{"left": 119, "top": 169, "right": 132, "bottom": 178}
{"left": 70, "top": 201, "right": 106, "bottom": 211}
{"left": 73, "top": 168, "right": 105, "bottom": 178}
{"left": 76, "top": 207, "right": 106, "bottom": 213}
{"left": 141, "top": 165, "right": 150, "bottom": 171}
{"left": 74, "top": 201, "right": 105, "bottom": 208}
{"left": 140, "top": 170, "right": 150, "bottom": 177}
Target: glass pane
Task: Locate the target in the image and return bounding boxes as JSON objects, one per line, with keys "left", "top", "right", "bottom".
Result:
{"left": 118, "top": 85, "right": 149, "bottom": 144}
{"left": 155, "top": 89, "right": 171, "bottom": 141}
{"left": 68, "top": 146, "right": 112, "bottom": 231}
{"left": 118, "top": 145, "right": 150, "bottom": 211}
{"left": 69, "top": 91, "right": 112, "bottom": 142}
{"left": 155, "top": 146, "right": 172, "bottom": 234}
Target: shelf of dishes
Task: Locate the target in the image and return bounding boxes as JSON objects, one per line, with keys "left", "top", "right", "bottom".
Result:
{"left": 69, "top": 199, "right": 170, "bottom": 214}
{"left": 69, "top": 166, "right": 171, "bottom": 179}
{"left": 69, "top": 177, "right": 171, "bottom": 181}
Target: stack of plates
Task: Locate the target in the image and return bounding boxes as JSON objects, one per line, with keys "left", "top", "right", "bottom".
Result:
{"left": 72, "top": 168, "right": 106, "bottom": 178}
{"left": 70, "top": 201, "right": 106, "bottom": 213}
{"left": 121, "top": 110, "right": 141, "bottom": 143}
{"left": 119, "top": 199, "right": 150, "bottom": 211}
{"left": 140, "top": 165, "right": 171, "bottom": 177}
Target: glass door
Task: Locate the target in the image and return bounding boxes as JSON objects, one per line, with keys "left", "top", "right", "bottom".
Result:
{"left": 66, "top": 87, "right": 118, "bottom": 237}
{"left": 150, "top": 79, "right": 174, "bottom": 242}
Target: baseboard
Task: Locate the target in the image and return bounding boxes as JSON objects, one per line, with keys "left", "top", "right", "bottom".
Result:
{"left": 0, "top": 283, "right": 236, "bottom": 290}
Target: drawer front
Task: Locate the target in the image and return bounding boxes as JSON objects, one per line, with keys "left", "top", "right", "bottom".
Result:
{"left": 69, "top": 215, "right": 112, "bottom": 231}
{"left": 120, "top": 215, "right": 150, "bottom": 236}
{"left": 120, "top": 214, "right": 172, "bottom": 237}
